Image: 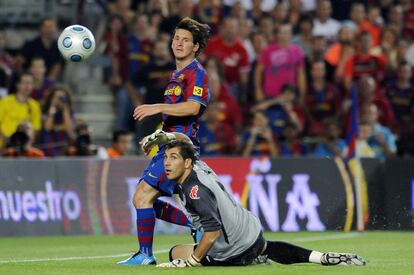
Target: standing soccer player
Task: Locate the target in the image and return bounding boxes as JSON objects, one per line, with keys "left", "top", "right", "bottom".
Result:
{"left": 118, "top": 18, "right": 211, "bottom": 266}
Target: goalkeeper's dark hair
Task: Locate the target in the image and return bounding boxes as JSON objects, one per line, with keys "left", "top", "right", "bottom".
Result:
{"left": 165, "top": 140, "right": 198, "bottom": 165}
{"left": 175, "top": 17, "right": 211, "bottom": 57}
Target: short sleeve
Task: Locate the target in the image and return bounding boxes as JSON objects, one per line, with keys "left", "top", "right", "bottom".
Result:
{"left": 186, "top": 69, "right": 210, "bottom": 107}
{"left": 187, "top": 184, "right": 222, "bottom": 232}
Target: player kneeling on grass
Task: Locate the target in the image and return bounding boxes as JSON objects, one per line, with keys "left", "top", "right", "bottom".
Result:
{"left": 148, "top": 134, "right": 366, "bottom": 267}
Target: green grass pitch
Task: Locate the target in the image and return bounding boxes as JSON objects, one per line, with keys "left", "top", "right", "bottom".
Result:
{"left": 1, "top": 231, "right": 413, "bottom": 274}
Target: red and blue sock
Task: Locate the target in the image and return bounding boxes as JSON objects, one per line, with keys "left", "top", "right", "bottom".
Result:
{"left": 153, "top": 199, "right": 192, "bottom": 228}
{"left": 136, "top": 208, "right": 155, "bottom": 256}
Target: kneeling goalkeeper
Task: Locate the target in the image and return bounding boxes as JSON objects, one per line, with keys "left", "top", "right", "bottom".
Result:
{"left": 150, "top": 135, "right": 366, "bottom": 267}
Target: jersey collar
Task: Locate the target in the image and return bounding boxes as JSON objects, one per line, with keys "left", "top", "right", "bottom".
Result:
{"left": 173, "top": 59, "right": 198, "bottom": 77}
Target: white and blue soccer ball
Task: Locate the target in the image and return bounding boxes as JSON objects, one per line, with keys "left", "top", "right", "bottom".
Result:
{"left": 57, "top": 25, "right": 95, "bottom": 62}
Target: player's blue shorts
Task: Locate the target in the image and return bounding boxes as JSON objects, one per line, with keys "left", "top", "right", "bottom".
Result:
{"left": 139, "top": 145, "right": 179, "bottom": 196}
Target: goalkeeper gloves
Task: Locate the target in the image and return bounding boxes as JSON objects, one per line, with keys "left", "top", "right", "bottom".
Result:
{"left": 140, "top": 129, "right": 176, "bottom": 154}
{"left": 156, "top": 254, "right": 201, "bottom": 268}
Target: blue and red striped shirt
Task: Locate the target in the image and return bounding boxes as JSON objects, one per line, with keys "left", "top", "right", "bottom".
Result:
{"left": 162, "top": 59, "right": 210, "bottom": 147}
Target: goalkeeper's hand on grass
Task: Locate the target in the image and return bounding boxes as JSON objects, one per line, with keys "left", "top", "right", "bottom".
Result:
{"left": 140, "top": 129, "right": 176, "bottom": 155}
{"left": 156, "top": 254, "right": 201, "bottom": 268}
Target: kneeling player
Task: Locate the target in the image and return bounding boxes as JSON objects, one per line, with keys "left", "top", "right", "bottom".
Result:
{"left": 156, "top": 140, "right": 366, "bottom": 267}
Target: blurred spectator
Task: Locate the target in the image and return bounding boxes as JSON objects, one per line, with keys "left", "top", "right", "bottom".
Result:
{"left": 241, "top": 110, "right": 279, "bottom": 157}
{"left": 113, "top": 14, "right": 153, "bottom": 137}
{"left": 19, "top": 17, "right": 64, "bottom": 81}
{"left": 127, "top": 14, "right": 152, "bottom": 79}
{"left": 250, "top": 0, "right": 270, "bottom": 25}
{"left": 252, "top": 85, "right": 305, "bottom": 137}
{"left": 352, "top": 122, "right": 375, "bottom": 158}
{"left": 107, "top": 130, "right": 132, "bottom": 158}
{"left": 350, "top": 5, "right": 383, "bottom": 47}
{"left": 286, "top": 0, "right": 302, "bottom": 31}
{"left": 292, "top": 15, "right": 314, "bottom": 57}
{"left": 102, "top": 15, "right": 129, "bottom": 92}
{"left": 345, "top": 2, "right": 366, "bottom": 33}
{"left": 67, "top": 120, "right": 100, "bottom": 157}
{"left": 197, "top": 0, "right": 223, "bottom": 35}
{"left": 304, "top": 60, "right": 341, "bottom": 136}
{"left": 199, "top": 102, "right": 236, "bottom": 155}
{"left": 402, "top": 1, "right": 414, "bottom": 40}
{"left": 384, "top": 61, "right": 414, "bottom": 134}
{"left": 387, "top": 5, "right": 404, "bottom": 35}
{"left": 247, "top": 31, "right": 268, "bottom": 107}
{"left": 0, "top": 29, "right": 14, "bottom": 97}
{"left": 0, "top": 73, "right": 41, "bottom": 148}
{"left": 371, "top": 27, "right": 399, "bottom": 72}
{"left": 312, "top": 0, "right": 341, "bottom": 42}
{"left": 360, "top": 103, "right": 396, "bottom": 158}
{"left": 39, "top": 85, "right": 76, "bottom": 157}
{"left": 204, "top": 17, "right": 249, "bottom": 102}
{"left": 324, "top": 25, "right": 355, "bottom": 83}
{"left": 133, "top": 39, "right": 175, "bottom": 138}
{"left": 271, "top": 2, "right": 288, "bottom": 28}
{"left": 359, "top": 76, "right": 395, "bottom": 126}
{"left": 159, "top": 0, "right": 199, "bottom": 36}
{"left": 208, "top": 69, "right": 243, "bottom": 140}
{"left": 3, "top": 121, "right": 44, "bottom": 158}
{"left": 304, "top": 35, "right": 327, "bottom": 80}
{"left": 258, "top": 16, "right": 275, "bottom": 43}
{"left": 29, "top": 57, "right": 56, "bottom": 105}
{"left": 312, "top": 118, "right": 347, "bottom": 157}
{"left": 255, "top": 24, "right": 306, "bottom": 103}
{"left": 230, "top": 1, "right": 248, "bottom": 20}
{"left": 396, "top": 38, "right": 413, "bottom": 67}
{"left": 343, "top": 32, "right": 386, "bottom": 91}
{"left": 278, "top": 121, "right": 308, "bottom": 156}
{"left": 107, "top": 0, "right": 135, "bottom": 26}
{"left": 239, "top": 18, "right": 255, "bottom": 64}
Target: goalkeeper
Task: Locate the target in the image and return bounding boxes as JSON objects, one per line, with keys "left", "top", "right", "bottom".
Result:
{"left": 145, "top": 131, "right": 366, "bottom": 267}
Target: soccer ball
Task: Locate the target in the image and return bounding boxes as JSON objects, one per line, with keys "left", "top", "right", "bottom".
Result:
{"left": 57, "top": 25, "right": 95, "bottom": 62}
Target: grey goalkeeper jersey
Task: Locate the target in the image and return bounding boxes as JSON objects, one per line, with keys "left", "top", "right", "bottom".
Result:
{"left": 177, "top": 161, "right": 262, "bottom": 261}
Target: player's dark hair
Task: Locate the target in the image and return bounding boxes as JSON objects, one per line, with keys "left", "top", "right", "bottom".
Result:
{"left": 175, "top": 17, "right": 211, "bottom": 57}
{"left": 112, "top": 130, "right": 130, "bottom": 143}
{"left": 165, "top": 140, "right": 197, "bottom": 165}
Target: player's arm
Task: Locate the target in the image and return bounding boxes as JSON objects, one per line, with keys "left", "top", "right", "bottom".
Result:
{"left": 133, "top": 101, "right": 201, "bottom": 121}
{"left": 191, "top": 230, "right": 220, "bottom": 264}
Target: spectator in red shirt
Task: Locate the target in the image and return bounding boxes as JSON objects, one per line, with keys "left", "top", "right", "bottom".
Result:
{"left": 384, "top": 61, "right": 414, "bottom": 134}
{"left": 402, "top": 1, "right": 414, "bottom": 40}
{"left": 204, "top": 17, "right": 249, "bottom": 102}
{"left": 208, "top": 67, "right": 243, "bottom": 139}
{"left": 343, "top": 31, "right": 387, "bottom": 91}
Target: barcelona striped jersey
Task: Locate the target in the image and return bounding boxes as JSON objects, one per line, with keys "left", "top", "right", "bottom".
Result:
{"left": 162, "top": 59, "right": 210, "bottom": 147}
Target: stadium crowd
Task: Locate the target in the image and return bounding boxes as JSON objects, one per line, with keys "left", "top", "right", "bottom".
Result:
{"left": 0, "top": 0, "right": 413, "bottom": 159}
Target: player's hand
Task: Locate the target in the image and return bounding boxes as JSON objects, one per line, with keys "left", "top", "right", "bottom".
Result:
{"left": 133, "top": 104, "right": 161, "bottom": 121}
{"left": 156, "top": 259, "right": 189, "bottom": 268}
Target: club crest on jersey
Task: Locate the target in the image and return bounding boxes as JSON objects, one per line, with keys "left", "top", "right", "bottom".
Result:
{"left": 193, "top": 86, "right": 203, "bottom": 96}
{"left": 177, "top": 74, "right": 185, "bottom": 82}
{"left": 189, "top": 185, "right": 200, "bottom": 200}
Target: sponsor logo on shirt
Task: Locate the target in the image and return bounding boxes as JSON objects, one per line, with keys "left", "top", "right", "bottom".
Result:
{"left": 189, "top": 185, "right": 200, "bottom": 200}
{"left": 165, "top": 86, "right": 181, "bottom": 96}
{"left": 193, "top": 86, "right": 203, "bottom": 96}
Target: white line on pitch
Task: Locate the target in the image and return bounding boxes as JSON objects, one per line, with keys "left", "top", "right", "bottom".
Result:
{"left": 0, "top": 233, "right": 360, "bottom": 264}
{"left": 0, "top": 249, "right": 170, "bottom": 264}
